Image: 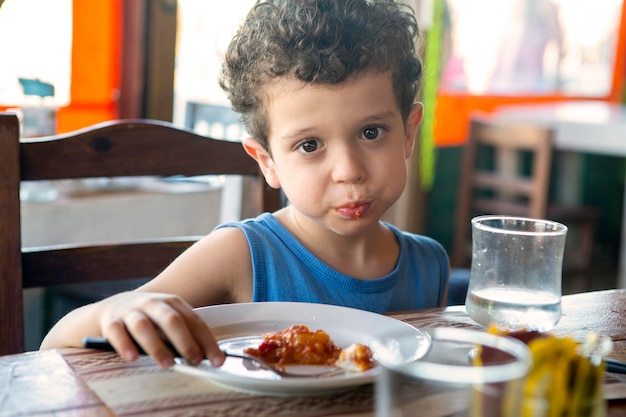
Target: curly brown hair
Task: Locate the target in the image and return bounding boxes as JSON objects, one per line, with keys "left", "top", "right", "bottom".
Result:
{"left": 219, "top": 0, "right": 423, "bottom": 150}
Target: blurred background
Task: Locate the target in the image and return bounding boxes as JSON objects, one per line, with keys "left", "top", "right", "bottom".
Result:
{"left": 0, "top": 0, "right": 624, "bottom": 348}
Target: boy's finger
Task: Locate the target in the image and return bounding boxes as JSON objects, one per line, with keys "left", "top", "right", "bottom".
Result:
{"left": 103, "top": 319, "right": 141, "bottom": 362}
{"left": 123, "top": 310, "right": 177, "bottom": 368}
{"left": 164, "top": 300, "right": 225, "bottom": 367}
{"left": 188, "top": 318, "right": 225, "bottom": 367}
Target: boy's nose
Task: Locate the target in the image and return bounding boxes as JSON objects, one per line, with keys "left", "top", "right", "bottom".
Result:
{"left": 330, "top": 148, "right": 366, "bottom": 183}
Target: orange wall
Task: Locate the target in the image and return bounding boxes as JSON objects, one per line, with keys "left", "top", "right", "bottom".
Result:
{"left": 56, "top": 0, "right": 121, "bottom": 133}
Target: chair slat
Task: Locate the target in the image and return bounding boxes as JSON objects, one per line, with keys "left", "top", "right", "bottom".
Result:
{"left": 21, "top": 239, "right": 199, "bottom": 289}
{"left": 20, "top": 120, "right": 260, "bottom": 180}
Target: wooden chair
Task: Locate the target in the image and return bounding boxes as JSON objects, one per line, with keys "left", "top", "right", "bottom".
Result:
{"left": 0, "top": 113, "right": 282, "bottom": 355}
{"left": 451, "top": 117, "right": 599, "bottom": 286}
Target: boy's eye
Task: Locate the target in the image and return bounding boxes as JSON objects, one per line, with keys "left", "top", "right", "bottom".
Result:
{"left": 298, "top": 139, "right": 320, "bottom": 153}
{"left": 361, "top": 126, "right": 383, "bottom": 140}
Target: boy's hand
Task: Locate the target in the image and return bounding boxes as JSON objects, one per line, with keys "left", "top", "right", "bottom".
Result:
{"left": 97, "top": 292, "right": 225, "bottom": 368}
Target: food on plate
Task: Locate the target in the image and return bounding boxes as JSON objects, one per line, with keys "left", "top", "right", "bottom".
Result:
{"left": 335, "top": 342, "right": 375, "bottom": 372}
{"left": 243, "top": 324, "right": 375, "bottom": 372}
{"left": 243, "top": 324, "right": 342, "bottom": 367}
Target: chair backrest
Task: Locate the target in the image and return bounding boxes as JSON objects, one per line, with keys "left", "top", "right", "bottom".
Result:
{"left": 451, "top": 117, "right": 554, "bottom": 268}
{"left": 0, "top": 113, "right": 282, "bottom": 355}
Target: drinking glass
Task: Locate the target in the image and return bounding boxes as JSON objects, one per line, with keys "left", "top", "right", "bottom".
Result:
{"left": 375, "top": 327, "right": 531, "bottom": 417}
{"left": 465, "top": 215, "right": 567, "bottom": 331}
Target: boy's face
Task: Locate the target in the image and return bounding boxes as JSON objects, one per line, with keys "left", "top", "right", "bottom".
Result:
{"left": 244, "top": 71, "right": 422, "bottom": 236}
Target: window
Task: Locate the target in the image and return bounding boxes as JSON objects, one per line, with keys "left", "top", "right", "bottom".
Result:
{"left": 0, "top": 0, "right": 72, "bottom": 106}
{"left": 441, "top": 0, "right": 623, "bottom": 96}
{"left": 173, "top": 0, "right": 255, "bottom": 126}
{"left": 434, "top": 0, "right": 625, "bottom": 145}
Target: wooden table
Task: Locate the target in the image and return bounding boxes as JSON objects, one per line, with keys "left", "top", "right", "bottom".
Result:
{"left": 2, "top": 289, "right": 625, "bottom": 416}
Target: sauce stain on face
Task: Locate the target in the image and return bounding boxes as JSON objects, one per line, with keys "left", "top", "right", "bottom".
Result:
{"left": 337, "top": 202, "right": 369, "bottom": 219}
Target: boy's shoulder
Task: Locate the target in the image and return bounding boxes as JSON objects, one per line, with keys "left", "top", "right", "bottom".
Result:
{"left": 385, "top": 222, "right": 448, "bottom": 256}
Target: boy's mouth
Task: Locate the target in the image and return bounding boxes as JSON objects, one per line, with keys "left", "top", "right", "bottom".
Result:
{"left": 336, "top": 202, "right": 370, "bottom": 219}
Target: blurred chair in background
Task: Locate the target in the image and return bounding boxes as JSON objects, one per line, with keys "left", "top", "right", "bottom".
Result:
{"left": 451, "top": 116, "right": 599, "bottom": 294}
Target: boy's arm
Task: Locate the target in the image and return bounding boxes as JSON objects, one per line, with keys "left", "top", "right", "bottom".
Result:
{"left": 141, "top": 226, "right": 253, "bottom": 307}
{"left": 40, "top": 227, "right": 253, "bottom": 368}
{"left": 40, "top": 291, "right": 226, "bottom": 368}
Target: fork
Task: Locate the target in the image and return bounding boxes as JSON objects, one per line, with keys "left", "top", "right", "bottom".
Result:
{"left": 82, "top": 337, "right": 344, "bottom": 378}
{"left": 221, "top": 351, "right": 345, "bottom": 378}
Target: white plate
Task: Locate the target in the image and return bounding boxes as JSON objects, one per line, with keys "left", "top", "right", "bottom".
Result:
{"left": 173, "top": 302, "right": 431, "bottom": 396}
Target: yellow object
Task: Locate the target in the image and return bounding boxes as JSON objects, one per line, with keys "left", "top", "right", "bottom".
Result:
{"left": 419, "top": 0, "right": 444, "bottom": 190}
{"left": 480, "top": 325, "right": 607, "bottom": 417}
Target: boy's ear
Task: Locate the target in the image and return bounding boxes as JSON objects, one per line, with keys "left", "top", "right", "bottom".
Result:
{"left": 404, "top": 102, "right": 424, "bottom": 158}
{"left": 242, "top": 138, "right": 281, "bottom": 189}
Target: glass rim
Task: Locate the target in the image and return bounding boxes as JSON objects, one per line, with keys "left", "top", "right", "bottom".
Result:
{"left": 382, "top": 327, "right": 532, "bottom": 384}
{"left": 471, "top": 215, "right": 567, "bottom": 236}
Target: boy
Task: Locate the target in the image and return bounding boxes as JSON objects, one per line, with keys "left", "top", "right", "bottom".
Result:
{"left": 41, "top": 0, "right": 449, "bottom": 369}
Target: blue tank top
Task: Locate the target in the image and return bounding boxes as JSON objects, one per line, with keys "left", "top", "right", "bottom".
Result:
{"left": 216, "top": 213, "right": 449, "bottom": 313}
